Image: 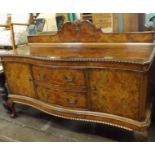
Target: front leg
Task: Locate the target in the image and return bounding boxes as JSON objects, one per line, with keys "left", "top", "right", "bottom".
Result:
{"left": 133, "top": 129, "right": 148, "bottom": 142}
{"left": 3, "top": 99, "right": 16, "bottom": 118}
{"left": 3, "top": 100, "right": 12, "bottom": 113}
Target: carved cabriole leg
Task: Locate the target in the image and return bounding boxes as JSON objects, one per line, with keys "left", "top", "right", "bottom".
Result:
{"left": 133, "top": 129, "right": 148, "bottom": 142}
{"left": 10, "top": 102, "right": 16, "bottom": 118}
{"left": 3, "top": 100, "right": 12, "bottom": 113}
{"left": 3, "top": 99, "right": 16, "bottom": 118}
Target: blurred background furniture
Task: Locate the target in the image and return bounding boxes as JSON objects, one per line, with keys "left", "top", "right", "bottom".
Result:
{"left": 0, "top": 13, "right": 31, "bottom": 50}
{"left": 29, "top": 13, "right": 63, "bottom": 34}
{"left": 56, "top": 13, "right": 146, "bottom": 32}
{"left": 0, "top": 14, "right": 8, "bottom": 32}
{"left": 28, "top": 18, "right": 45, "bottom": 35}
{"left": 145, "top": 13, "right": 155, "bottom": 30}
{"left": 36, "top": 13, "right": 58, "bottom": 32}
{"left": 56, "top": 15, "right": 65, "bottom": 30}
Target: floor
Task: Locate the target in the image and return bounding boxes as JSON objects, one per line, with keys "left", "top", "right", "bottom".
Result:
{"left": 0, "top": 47, "right": 155, "bottom": 142}
{"left": 0, "top": 97, "right": 155, "bottom": 142}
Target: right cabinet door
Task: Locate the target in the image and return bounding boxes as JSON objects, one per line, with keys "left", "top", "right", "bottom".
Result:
{"left": 89, "top": 69, "right": 141, "bottom": 120}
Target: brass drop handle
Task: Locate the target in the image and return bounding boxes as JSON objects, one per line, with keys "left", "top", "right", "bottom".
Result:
{"left": 67, "top": 97, "right": 78, "bottom": 104}
{"left": 29, "top": 77, "right": 33, "bottom": 81}
{"left": 92, "top": 85, "right": 97, "bottom": 91}
{"left": 63, "top": 74, "right": 76, "bottom": 83}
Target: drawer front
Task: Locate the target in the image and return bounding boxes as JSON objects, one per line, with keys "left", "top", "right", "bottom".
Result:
{"left": 32, "top": 66, "right": 85, "bottom": 86}
{"left": 36, "top": 86, "right": 87, "bottom": 109}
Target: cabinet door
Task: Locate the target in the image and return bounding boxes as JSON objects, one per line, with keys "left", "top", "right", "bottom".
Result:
{"left": 4, "top": 62, "right": 35, "bottom": 98}
{"left": 89, "top": 69, "right": 141, "bottom": 120}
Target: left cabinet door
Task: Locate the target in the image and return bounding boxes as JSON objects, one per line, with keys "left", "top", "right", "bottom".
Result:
{"left": 3, "top": 62, "right": 35, "bottom": 98}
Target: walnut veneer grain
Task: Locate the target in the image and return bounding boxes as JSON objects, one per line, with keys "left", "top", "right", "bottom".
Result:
{"left": 1, "top": 21, "right": 155, "bottom": 141}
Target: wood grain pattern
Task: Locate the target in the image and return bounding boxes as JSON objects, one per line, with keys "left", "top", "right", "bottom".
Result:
{"left": 89, "top": 69, "right": 141, "bottom": 120}
{"left": 1, "top": 21, "right": 155, "bottom": 141}
{"left": 36, "top": 85, "right": 87, "bottom": 109}
{"left": 32, "top": 66, "right": 85, "bottom": 86}
{"left": 123, "top": 13, "right": 139, "bottom": 32}
{"left": 3, "top": 62, "right": 35, "bottom": 97}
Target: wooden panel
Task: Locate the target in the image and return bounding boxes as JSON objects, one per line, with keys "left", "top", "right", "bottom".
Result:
{"left": 29, "top": 43, "right": 152, "bottom": 62}
{"left": 3, "top": 62, "right": 35, "bottom": 97}
{"left": 36, "top": 86, "right": 87, "bottom": 109}
{"left": 32, "top": 66, "right": 85, "bottom": 86}
{"left": 111, "top": 13, "right": 145, "bottom": 32}
{"left": 92, "top": 13, "right": 113, "bottom": 29}
{"left": 112, "top": 13, "right": 118, "bottom": 32}
{"left": 123, "top": 13, "right": 139, "bottom": 32}
{"left": 138, "top": 13, "right": 146, "bottom": 31}
{"left": 89, "top": 69, "right": 141, "bottom": 120}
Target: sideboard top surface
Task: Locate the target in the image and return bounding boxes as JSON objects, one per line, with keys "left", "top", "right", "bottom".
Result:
{"left": 1, "top": 21, "right": 155, "bottom": 65}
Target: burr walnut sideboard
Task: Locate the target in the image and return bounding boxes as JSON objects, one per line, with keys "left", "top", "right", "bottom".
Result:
{"left": 0, "top": 21, "right": 155, "bottom": 141}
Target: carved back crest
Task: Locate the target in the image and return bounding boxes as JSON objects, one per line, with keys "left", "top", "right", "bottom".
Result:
{"left": 58, "top": 21, "right": 102, "bottom": 42}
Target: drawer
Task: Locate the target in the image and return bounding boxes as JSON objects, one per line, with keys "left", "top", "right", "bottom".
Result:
{"left": 36, "top": 86, "right": 87, "bottom": 109}
{"left": 32, "top": 66, "right": 85, "bottom": 86}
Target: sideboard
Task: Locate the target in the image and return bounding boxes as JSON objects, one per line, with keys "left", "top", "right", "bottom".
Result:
{"left": 1, "top": 21, "right": 155, "bottom": 141}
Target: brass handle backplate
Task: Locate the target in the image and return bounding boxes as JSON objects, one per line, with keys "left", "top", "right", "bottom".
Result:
{"left": 67, "top": 97, "right": 78, "bottom": 104}
{"left": 63, "top": 74, "right": 76, "bottom": 83}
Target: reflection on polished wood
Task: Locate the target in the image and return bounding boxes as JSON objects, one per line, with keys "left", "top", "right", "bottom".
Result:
{"left": 1, "top": 21, "right": 155, "bottom": 141}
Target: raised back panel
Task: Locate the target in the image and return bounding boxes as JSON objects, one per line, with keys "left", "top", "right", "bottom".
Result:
{"left": 28, "top": 21, "right": 155, "bottom": 43}
{"left": 27, "top": 21, "right": 155, "bottom": 65}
